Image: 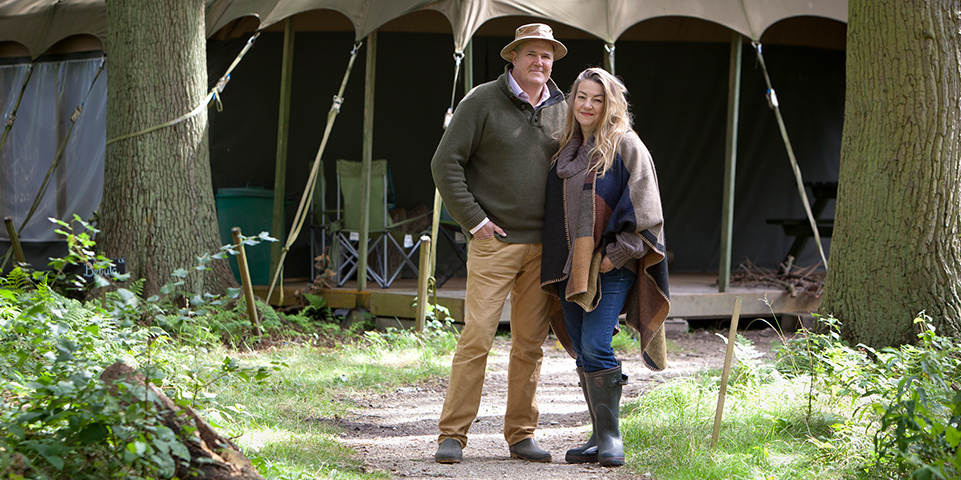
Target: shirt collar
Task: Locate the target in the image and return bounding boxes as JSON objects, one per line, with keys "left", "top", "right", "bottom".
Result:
{"left": 508, "top": 69, "right": 550, "bottom": 108}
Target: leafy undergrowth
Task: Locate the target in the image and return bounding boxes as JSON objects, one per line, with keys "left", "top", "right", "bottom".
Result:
{"left": 619, "top": 314, "right": 961, "bottom": 480}
{"left": 0, "top": 217, "right": 458, "bottom": 479}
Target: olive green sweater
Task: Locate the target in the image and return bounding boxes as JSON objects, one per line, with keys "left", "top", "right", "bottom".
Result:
{"left": 431, "top": 70, "right": 567, "bottom": 244}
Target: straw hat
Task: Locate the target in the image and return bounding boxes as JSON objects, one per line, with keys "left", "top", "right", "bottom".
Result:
{"left": 500, "top": 23, "right": 568, "bottom": 62}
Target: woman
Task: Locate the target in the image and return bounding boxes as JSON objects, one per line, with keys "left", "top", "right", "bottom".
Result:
{"left": 541, "top": 68, "right": 671, "bottom": 467}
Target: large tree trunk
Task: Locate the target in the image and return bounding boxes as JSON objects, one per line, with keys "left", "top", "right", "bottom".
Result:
{"left": 100, "top": 0, "right": 235, "bottom": 297}
{"left": 821, "top": 0, "right": 961, "bottom": 347}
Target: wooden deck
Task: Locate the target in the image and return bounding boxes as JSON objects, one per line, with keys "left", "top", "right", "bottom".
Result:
{"left": 255, "top": 273, "right": 820, "bottom": 324}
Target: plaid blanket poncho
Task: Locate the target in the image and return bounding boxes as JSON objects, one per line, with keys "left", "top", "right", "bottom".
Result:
{"left": 541, "top": 129, "right": 671, "bottom": 371}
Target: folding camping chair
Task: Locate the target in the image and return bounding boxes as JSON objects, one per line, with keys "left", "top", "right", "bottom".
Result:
{"left": 330, "top": 159, "right": 422, "bottom": 288}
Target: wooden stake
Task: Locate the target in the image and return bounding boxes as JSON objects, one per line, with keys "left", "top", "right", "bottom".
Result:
{"left": 231, "top": 227, "right": 262, "bottom": 337}
{"left": 711, "top": 296, "right": 742, "bottom": 449}
{"left": 415, "top": 235, "right": 431, "bottom": 333}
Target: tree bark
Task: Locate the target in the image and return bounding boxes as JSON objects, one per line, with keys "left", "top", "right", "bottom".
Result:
{"left": 821, "top": 0, "right": 961, "bottom": 346}
{"left": 100, "top": 0, "right": 236, "bottom": 297}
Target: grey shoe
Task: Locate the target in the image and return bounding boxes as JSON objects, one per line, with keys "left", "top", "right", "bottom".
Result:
{"left": 509, "top": 438, "right": 552, "bottom": 463}
{"left": 435, "top": 438, "right": 463, "bottom": 464}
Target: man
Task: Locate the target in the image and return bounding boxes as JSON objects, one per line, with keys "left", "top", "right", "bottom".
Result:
{"left": 430, "top": 24, "right": 568, "bottom": 464}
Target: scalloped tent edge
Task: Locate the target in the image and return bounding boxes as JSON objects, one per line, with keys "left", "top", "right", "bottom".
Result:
{"left": 0, "top": 0, "right": 846, "bottom": 59}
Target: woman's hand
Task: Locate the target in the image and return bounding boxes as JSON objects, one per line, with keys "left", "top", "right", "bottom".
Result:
{"left": 599, "top": 255, "right": 614, "bottom": 273}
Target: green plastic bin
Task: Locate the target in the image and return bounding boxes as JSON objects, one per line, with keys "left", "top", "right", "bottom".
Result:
{"left": 215, "top": 186, "right": 282, "bottom": 286}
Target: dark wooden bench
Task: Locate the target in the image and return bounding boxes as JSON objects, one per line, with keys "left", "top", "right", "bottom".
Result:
{"left": 767, "top": 181, "right": 837, "bottom": 264}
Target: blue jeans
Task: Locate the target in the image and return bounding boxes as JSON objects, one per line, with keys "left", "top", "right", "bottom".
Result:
{"left": 559, "top": 267, "right": 636, "bottom": 373}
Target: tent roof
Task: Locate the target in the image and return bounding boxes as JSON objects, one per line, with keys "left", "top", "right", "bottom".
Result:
{"left": 0, "top": 0, "right": 847, "bottom": 59}
{"left": 426, "top": 0, "right": 846, "bottom": 52}
{"left": 0, "top": 0, "right": 106, "bottom": 59}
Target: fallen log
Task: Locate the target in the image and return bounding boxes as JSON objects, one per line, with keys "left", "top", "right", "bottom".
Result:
{"left": 100, "top": 362, "right": 264, "bottom": 480}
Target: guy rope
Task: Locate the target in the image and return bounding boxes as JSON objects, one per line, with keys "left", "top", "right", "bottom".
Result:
{"left": 266, "top": 41, "right": 363, "bottom": 304}
{"left": 753, "top": 43, "right": 829, "bottom": 270}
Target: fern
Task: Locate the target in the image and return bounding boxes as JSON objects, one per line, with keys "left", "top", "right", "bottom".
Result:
{"left": 127, "top": 277, "right": 146, "bottom": 298}
{"left": 4, "top": 267, "right": 31, "bottom": 294}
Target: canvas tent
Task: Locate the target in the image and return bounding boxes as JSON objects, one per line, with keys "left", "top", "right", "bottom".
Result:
{"left": 0, "top": 1, "right": 846, "bottom": 56}
{"left": 0, "top": 0, "right": 847, "bottom": 290}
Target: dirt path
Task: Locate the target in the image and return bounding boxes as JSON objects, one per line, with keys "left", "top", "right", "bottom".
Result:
{"left": 335, "top": 327, "right": 781, "bottom": 479}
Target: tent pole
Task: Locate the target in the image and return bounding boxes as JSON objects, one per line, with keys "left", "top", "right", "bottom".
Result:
{"left": 358, "top": 31, "right": 377, "bottom": 291}
{"left": 719, "top": 32, "right": 742, "bottom": 292}
{"left": 270, "top": 17, "right": 295, "bottom": 286}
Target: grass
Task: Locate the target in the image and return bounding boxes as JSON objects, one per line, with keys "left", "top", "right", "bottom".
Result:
{"left": 201, "top": 321, "right": 897, "bottom": 479}
{"left": 620, "top": 371, "right": 863, "bottom": 479}
{"left": 208, "top": 324, "right": 458, "bottom": 479}
{"left": 614, "top": 326, "right": 886, "bottom": 480}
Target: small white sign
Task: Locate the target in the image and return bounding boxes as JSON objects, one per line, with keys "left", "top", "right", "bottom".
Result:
{"left": 404, "top": 234, "right": 413, "bottom": 248}
{"left": 349, "top": 231, "right": 359, "bottom": 241}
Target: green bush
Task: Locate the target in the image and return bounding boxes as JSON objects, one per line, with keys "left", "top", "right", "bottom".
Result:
{"left": 777, "top": 313, "right": 961, "bottom": 479}
{"left": 0, "top": 218, "right": 283, "bottom": 479}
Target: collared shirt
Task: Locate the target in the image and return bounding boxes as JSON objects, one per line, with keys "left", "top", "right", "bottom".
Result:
{"left": 508, "top": 69, "right": 551, "bottom": 108}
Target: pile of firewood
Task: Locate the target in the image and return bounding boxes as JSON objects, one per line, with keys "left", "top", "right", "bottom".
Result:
{"left": 729, "top": 258, "right": 825, "bottom": 298}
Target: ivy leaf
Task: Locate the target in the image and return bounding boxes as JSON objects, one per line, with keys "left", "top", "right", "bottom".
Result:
{"left": 117, "top": 289, "right": 137, "bottom": 305}
{"left": 16, "top": 411, "right": 45, "bottom": 423}
{"left": 93, "top": 274, "right": 111, "bottom": 288}
{"left": 171, "top": 269, "right": 189, "bottom": 278}
{"left": 127, "top": 441, "right": 147, "bottom": 456}
{"left": 946, "top": 425, "right": 961, "bottom": 448}
{"left": 6, "top": 424, "right": 24, "bottom": 439}
{"left": 169, "top": 439, "right": 190, "bottom": 460}
{"left": 77, "top": 423, "right": 108, "bottom": 444}
{"left": 44, "top": 455, "right": 65, "bottom": 470}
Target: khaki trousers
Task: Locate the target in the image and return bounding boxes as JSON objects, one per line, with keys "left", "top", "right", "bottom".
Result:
{"left": 437, "top": 237, "right": 552, "bottom": 448}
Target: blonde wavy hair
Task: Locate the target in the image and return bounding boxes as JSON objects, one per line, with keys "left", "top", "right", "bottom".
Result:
{"left": 553, "top": 67, "right": 633, "bottom": 177}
